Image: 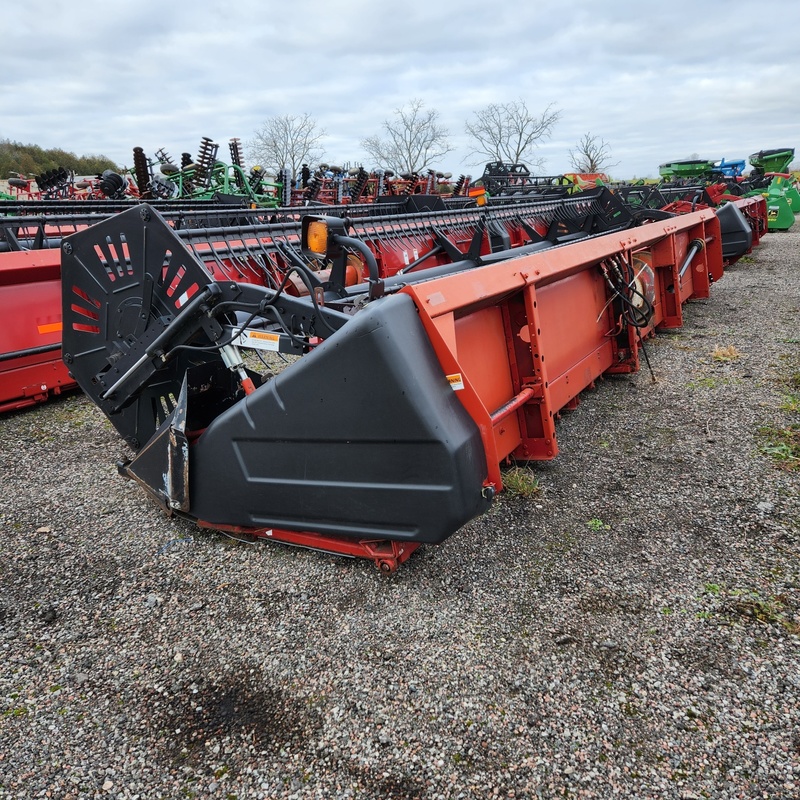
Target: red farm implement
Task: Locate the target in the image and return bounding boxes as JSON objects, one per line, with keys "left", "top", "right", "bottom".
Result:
{"left": 614, "top": 183, "right": 768, "bottom": 262}
{"left": 57, "top": 188, "right": 761, "bottom": 570}
{"left": 0, "top": 248, "right": 73, "bottom": 412}
{"left": 4, "top": 175, "right": 41, "bottom": 201}
{"left": 0, "top": 201, "right": 295, "bottom": 412}
{"left": 0, "top": 188, "right": 644, "bottom": 413}
{"left": 288, "top": 165, "right": 467, "bottom": 206}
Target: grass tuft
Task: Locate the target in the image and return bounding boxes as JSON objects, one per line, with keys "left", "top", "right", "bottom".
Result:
{"left": 501, "top": 466, "right": 541, "bottom": 498}
{"left": 758, "top": 424, "right": 800, "bottom": 470}
{"left": 711, "top": 344, "right": 742, "bottom": 362}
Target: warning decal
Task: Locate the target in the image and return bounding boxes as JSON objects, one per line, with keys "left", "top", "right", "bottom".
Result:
{"left": 235, "top": 330, "right": 281, "bottom": 352}
{"left": 446, "top": 373, "right": 465, "bottom": 391}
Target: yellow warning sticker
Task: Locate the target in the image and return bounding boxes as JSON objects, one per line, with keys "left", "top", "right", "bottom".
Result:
{"left": 447, "top": 373, "right": 465, "bottom": 391}
{"left": 235, "top": 330, "right": 281, "bottom": 352}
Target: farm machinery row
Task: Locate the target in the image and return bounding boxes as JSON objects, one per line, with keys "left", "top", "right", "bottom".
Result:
{"left": 2, "top": 138, "right": 284, "bottom": 206}
{"left": 0, "top": 187, "right": 637, "bottom": 412}
{"left": 2, "top": 136, "right": 475, "bottom": 209}
{"left": 467, "top": 149, "right": 797, "bottom": 234}
{"left": 656, "top": 147, "right": 798, "bottom": 231}
{"left": 0, "top": 168, "right": 770, "bottom": 569}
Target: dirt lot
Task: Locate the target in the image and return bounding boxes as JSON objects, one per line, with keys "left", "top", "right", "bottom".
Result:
{"left": 0, "top": 222, "right": 798, "bottom": 799}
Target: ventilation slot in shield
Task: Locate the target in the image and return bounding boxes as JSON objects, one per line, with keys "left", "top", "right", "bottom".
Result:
{"left": 161, "top": 250, "right": 200, "bottom": 310}
{"left": 69, "top": 284, "right": 102, "bottom": 334}
{"left": 92, "top": 233, "right": 132, "bottom": 282}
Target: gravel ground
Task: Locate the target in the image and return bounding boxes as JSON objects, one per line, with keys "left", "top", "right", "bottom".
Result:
{"left": 1, "top": 222, "right": 798, "bottom": 799}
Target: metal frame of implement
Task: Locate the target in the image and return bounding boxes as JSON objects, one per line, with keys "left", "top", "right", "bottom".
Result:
{"left": 57, "top": 197, "right": 755, "bottom": 571}
{"left": 2, "top": 189, "right": 637, "bottom": 412}
{"left": 0, "top": 248, "right": 71, "bottom": 412}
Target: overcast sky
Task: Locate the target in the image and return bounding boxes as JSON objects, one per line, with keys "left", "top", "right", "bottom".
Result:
{"left": 3, "top": 0, "right": 799, "bottom": 179}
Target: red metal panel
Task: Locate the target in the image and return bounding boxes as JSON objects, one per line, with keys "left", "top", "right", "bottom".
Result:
{"left": 403, "top": 208, "right": 723, "bottom": 493}
{"left": 0, "top": 248, "right": 77, "bottom": 410}
{"left": 453, "top": 305, "right": 519, "bottom": 437}
{"left": 534, "top": 270, "right": 616, "bottom": 412}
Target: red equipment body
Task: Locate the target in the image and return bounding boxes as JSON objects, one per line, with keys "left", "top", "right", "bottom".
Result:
{"left": 0, "top": 248, "right": 76, "bottom": 411}
{"left": 401, "top": 209, "right": 723, "bottom": 490}
{"left": 1, "top": 182, "right": 766, "bottom": 434}
{"left": 1, "top": 189, "right": 637, "bottom": 414}
{"left": 727, "top": 195, "right": 767, "bottom": 252}
{"left": 660, "top": 188, "right": 767, "bottom": 252}
{"left": 58, "top": 200, "right": 748, "bottom": 570}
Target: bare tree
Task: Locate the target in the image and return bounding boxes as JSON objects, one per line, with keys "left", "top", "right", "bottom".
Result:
{"left": 361, "top": 99, "right": 453, "bottom": 174}
{"left": 569, "top": 132, "right": 616, "bottom": 173}
{"left": 465, "top": 100, "right": 560, "bottom": 169}
{"left": 248, "top": 113, "right": 326, "bottom": 178}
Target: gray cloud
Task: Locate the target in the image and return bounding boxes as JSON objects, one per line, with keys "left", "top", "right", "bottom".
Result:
{"left": 3, "top": 0, "right": 799, "bottom": 178}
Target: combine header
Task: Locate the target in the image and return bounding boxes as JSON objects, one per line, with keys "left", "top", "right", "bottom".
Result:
{"left": 615, "top": 184, "right": 768, "bottom": 260}
{"left": 58, "top": 188, "right": 752, "bottom": 570}
{"left": 478, "top": 162, "right": 574, "bottom": 198}
{"left": 1, "top": 187, "right": 643, "bottom": 412}
{"left": 0, "top": 203, "right": 258, "bottom": 411}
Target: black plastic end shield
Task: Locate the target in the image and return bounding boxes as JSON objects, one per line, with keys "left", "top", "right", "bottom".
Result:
{"left": 188, "top": 293, "right": 491, "bottom": 544}
{"left": 716, "top": 202, "right": 753, "bottom": 261}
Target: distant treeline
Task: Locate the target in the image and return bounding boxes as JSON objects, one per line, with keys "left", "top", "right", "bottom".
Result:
{"left": 0, "top": 138, "right": 121, "bottom": 178}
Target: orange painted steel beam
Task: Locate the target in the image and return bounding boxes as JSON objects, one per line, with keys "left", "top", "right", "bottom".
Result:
{"left": 401, "top": 208, "right": 723, "bottom": 493}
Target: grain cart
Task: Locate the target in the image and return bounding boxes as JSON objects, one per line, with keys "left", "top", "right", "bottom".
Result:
{"left": 657, "top": 159, "right": 716, "bottom": 181}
